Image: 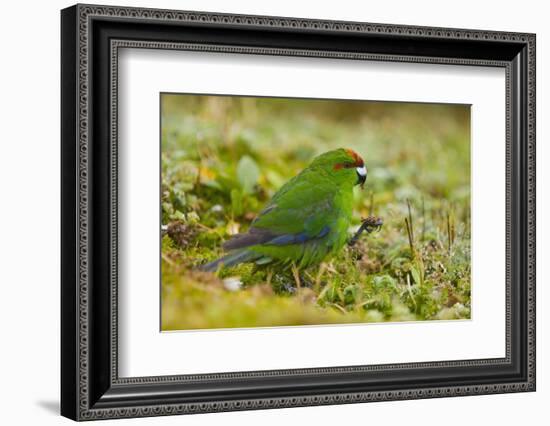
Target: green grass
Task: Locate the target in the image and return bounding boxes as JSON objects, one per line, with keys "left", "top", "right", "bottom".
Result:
{"left": 160, "top": 94, "right": 471, "bottom": 330}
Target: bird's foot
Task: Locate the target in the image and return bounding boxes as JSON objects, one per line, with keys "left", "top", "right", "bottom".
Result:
{"left": 348, "top": 216, "right": 383, "bottom": 247}
{"left": 363, "top": 216, "right": 384, "bottom": 233}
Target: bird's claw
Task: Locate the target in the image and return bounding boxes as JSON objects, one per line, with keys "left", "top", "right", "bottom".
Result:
{"left": 361, "top": 216, "right": 383, "bottom": 233}
{"left": 348, "top": 216, "right": 383, "bottom": 246}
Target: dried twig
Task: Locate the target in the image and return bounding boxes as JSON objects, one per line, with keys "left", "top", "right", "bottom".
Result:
{"left": 290, "top": 263, "right": 301, "bottom": 289}
{"left": 406, "top": 273, "right": 417, "bottom": 309}
{"left": 406, "top": 198, "right": 415, "bottom": 243}
{"left": 405, "top": 217, "right": 415, "bottom": 256}
{"left": 446, "top": 209, "right": 455, "bottom": 254}
{"left": 314, "top": 263, "right": 327, "bottom": 292}
{"left": 421, "top": 196, "right": 426, "bottom": 242}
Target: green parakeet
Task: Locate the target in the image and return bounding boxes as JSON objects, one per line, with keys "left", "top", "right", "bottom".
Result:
{"left": 202, "top": 148, "right": 368, "bottom": 272}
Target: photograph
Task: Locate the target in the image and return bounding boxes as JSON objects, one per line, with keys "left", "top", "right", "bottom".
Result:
{"left": 58, "top": 3, "right": 536, "bottom": 420}
{"left": 160, "top": 94, "right": 471, "bottom": 331}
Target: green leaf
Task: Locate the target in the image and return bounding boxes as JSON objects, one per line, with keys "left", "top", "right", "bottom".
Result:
{"left": 231, "top": 188, "right": 243, "bottom": 217}
{"left": 373, "top": 274, "right": 397, "bottom": 290}
{"left": 410, "top": 267, "right": 421, "bottom": 286}
{"left": 202, "top": 180, "right": 222, "bottom": 190}
{"left": 171, "top": 210, "right": 186, "bottom": 221}
{"left": 236, "top": 155, "right": 260, "bottom": 194}
{"left": 265, "top": 170, "right": 285, "bottom": 190}
{"left": 343, "top": 285, "right": 359, "bottom": 305}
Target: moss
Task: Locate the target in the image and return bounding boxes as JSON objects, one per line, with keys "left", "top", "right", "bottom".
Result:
{"left": 160, "top": 95, "right": 471, "bottom": 330}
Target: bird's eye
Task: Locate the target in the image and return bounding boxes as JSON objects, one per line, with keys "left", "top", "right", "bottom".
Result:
{"left": 356, "top": 166, "right": 367, "bottom": 177}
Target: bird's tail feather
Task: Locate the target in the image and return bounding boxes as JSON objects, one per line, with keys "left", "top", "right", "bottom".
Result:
{"left": 200, "top": 250, "right": 259, "bottom": 272}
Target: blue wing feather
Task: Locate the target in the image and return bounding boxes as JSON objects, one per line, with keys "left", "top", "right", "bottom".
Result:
{"left": 266, "top": 225, "right": 330, "bottom": 246}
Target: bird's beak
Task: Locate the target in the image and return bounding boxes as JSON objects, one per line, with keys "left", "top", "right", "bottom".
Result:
{"left": 356, "top": 166, "right": 367, "bottom": 189}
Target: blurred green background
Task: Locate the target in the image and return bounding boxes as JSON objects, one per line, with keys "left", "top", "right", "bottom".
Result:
{"left": 160, "top": 94, "right": 471, "bottom": 330}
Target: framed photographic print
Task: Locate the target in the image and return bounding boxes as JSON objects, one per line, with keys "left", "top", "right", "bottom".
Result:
{"left": 61, "top": 4, "right": 536, "bottom": 421}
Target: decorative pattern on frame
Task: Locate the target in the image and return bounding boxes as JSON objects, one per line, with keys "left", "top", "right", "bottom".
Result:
{"left": 73, "top": 4, "right": 535, "bottom": 420}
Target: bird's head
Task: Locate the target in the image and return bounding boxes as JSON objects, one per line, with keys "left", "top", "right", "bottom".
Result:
{"left": 310, "top": 148, "right": 367, "bottom": 189}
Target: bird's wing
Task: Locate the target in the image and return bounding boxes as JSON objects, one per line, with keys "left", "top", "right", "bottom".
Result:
{"left": 224, "top": 169, "right": 340, "bottom": 250}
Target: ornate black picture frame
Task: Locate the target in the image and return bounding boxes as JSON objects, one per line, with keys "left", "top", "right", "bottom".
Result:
{"left": 61, "top": 4, "right": 536, "bottom": 421}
